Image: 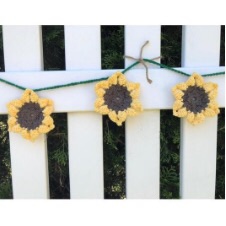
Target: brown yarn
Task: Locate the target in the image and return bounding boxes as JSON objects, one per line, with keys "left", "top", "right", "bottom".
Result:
{"left": 124, "top": 40, "right": 161, "bottom": 84}
{"left": 183, "top": 86, "right": 209, "bottom": 113}
{"left": 17, "top": 103, "right": 44, "bottom": 130}
{"left": 104, "top": 85, "right": 132, "bottom": 112}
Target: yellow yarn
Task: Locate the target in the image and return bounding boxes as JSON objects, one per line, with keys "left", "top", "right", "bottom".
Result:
{"left": 94, "top": 71, "right": 143, "bottom": 126}
{"left": 38, "top": 98, "right": 49, "bottom": 108}
{"left": 43, "top": 106, "right": 54, "bottom": 116}
{"left": 96, "top": 88, "right": 105, "bottom": 97}
{"left": 7, "top": 89, "right": 55, "bottom": 141}
{"left": 7, "top": 105, "right": 19, "bottom": 117}
{"left": 175, "top": 83, "right": 188, "bottom": 91}
{"left": 94, "top": 98, "right": 105, "bottom": 108}
{"left": 172, "top": 73, "right": 220, "bottom": 125}
{"left": 98, "top": 105, "right": 110, "bottom": 114}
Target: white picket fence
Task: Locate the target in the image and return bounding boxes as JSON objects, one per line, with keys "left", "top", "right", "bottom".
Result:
{"left": 0, "top": 25, "right": 224, "bottom": 199}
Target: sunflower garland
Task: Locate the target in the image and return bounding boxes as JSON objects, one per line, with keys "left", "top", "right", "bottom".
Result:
{"left": 94, "top": 71, "right": 143, "bottom": 126}
{"left": 0, "top": 40, "right": 224, "bottom": 140}
{"left": 7, "top": 89, "right": 55, "bottom": 141}
{"left": 172, "top": 73, "right": 220, "bottom": 125}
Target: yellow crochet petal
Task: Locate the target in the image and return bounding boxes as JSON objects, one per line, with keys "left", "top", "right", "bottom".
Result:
{"left": 47, "top": 99, "right": 54, "bottom": 107}
{"left": 38, "top": 98, "right": 50, "bottom": 108}
{"left": 175, "top": 83, "right": 188, "bottom": 91}
{"left": 193, "top": 73, "right": 204, "bottom": 87}
{"left": 21, "top": 89, "right": 32, "bottom": 103}
{"left": 130, "top": 89, "right": 140, "bottom": 99}
{"left": 192, "top": 113, "right": 205, "bottom": 125}
{"left": 48, "top": 124, "right": 55, "bottom": 131}
{"left": 38, "top": 125, "right": 50, "bottom": 133}
{"left": 94, "top": 98, "right": 105, "bottom": 108}
{"left": 7, "top": 104, "right": 19, "bottom": 117}
{"left": 208, "top": 89, "right": 218, "bottom": 99}
{"left": 108, "top": 110, "right": 119, "bottom": 124}
{"left": 115, "top": 121, "right": 122, "bottom": 126}
{"left": 204, "top": 108, "right": 217, "bottom": 117}
{"left": 174, "top": 107, "right": 187, "bottom": 117}
{"left": 127, "top": 82, "right": 140, "bottom": 91}
{"left": 115, "top": 71, "right": 123, "bottom": 77}
{"left": 187, "top": 112, "right": 195, "bottom": 123}
{"left": 42, "top": 116, "right": 55, "bottom": 131}
{"left": 118, "top": 73, "right": 127, "bottom": 86}
{"left": 126, "top": 108, "right": 137, "bottom": 116}
{"left": 173, "top": 100, "right": 184, "bottom": 111}
{"left": 21, "top": 129, "right": 31, "bottom": 140}
{"left": 95, "top": 81, "right": 109, "bottom": 89}
{"left": 215, "top": 108, "right": 220, "bottom": 114}
{"left": 208, "top": 101, "right": 220, "bottom": 114}
{"left": 43, "top": 106, "right": 54, "bottom": 116}
{"left": 8, "top": 117, "right": 17, "bottom": 127}
{"left": 9, "top": 100, "right": 23, "bottom": 108}
{"left": 118, "top": 111, "right": 127, "bottom": 123}
{"left": 97, "top": 105, "right": 110, "bottom": 115}
{"left": 108, "top": 110, "right": 117, "bottom": 119}
{"left": 30, "top": 129, "right": 40, "bottom": 141}
{"left": 208, "top": 100, "right": 219, "bottom": 109}
{"left": 108, "top": 73, "right": 118, "bottom": 85}
{"left": 203, "top": 83, "right": 218, "bottom": 93}
{"left": 178, "top": 107, "right": 188, "bottom": 117}
{"left": 96, "top": 88, "right": 106, "bottom": 97}
{"left": 30, "top": 91, "right": 39, "bottom": 103}
{"left": 11, "top": 124, "right": 22, "bottom": 133}
{"left": 42, "top": 116, "right": 54, "bottom": 126}
{"left": 186, "top": 75, "right": 195, "bottom": 86}
{"left": 172, "top": 89, "right": 184, "bottom": 100}
{"left": 131, "top": 100, "right": 143, "bottom": 112}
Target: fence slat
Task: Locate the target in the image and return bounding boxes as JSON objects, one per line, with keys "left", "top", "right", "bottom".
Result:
{"left": 3, "top": 26, "right": 49, "bottom": 198}
{"left": 64, "top": 26, "right": 104, "bottom": 198}
{"left": 125, "top": 26, "right": 161, "bottom": 198}
{"left": 180, "top": 25, "right": 221, "bottom": 198}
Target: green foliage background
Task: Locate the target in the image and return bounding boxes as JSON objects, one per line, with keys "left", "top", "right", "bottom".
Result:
{"left": 0, "top": 25, "right": 225, "bottom": 199}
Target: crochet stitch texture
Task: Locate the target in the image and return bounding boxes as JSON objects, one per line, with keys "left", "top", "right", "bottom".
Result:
{"left": 172, "top": 73, "right": 220, "bottom": 125}
{"left": 94, "top": 71, "right": 143, "bottom": 126}
{"left": 7, "top": 89, "right": 55, "bottom": 141}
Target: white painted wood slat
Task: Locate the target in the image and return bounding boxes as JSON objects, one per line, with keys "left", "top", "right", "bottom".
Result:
{"left": 64, "top": 26, "right": 104, "bottom": 198}
{"left": 180, "top": 25, "right": 221, "bottom": 199}
{"left": 125, "top": 26, "right": 161, "bottom": 198}
{"left": 3, "top": 26, "right": 49, "bottom": 198}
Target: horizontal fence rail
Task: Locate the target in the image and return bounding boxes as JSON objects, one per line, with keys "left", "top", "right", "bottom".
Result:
{"left": 0, "top": 25, "right": 225, "bottom": 199}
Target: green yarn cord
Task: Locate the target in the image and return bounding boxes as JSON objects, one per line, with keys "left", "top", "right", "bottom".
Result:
{"left": 33, "top": 76, "right": 109, "bottom": 92}
{"left": 0, "top": 59, "right": 224, "bottom": 92}
{"left": 0, "top": 77, "right": 26, "bottom": 91}
{"left": 143, "top": 59, "right": 225, "bottom": 77}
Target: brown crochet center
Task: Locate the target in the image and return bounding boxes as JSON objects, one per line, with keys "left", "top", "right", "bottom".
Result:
{"left": 182, "top": 86, "right": 209, "bottom": 114}
{"left": 104, "top": 84, "right": 132, "bottom": 112}
{"left": 17, "top": 103, "right": 44, "bottom": 130}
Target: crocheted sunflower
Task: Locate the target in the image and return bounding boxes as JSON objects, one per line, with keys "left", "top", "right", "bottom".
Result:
{"left": 95, "top": 71, "right": 143, "bottom": 126}
{"left": 7, "top": 89, "right": 55, "bottom": 141}
{"left": 172, "top": 73, "right": 220, "bottom": 125}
